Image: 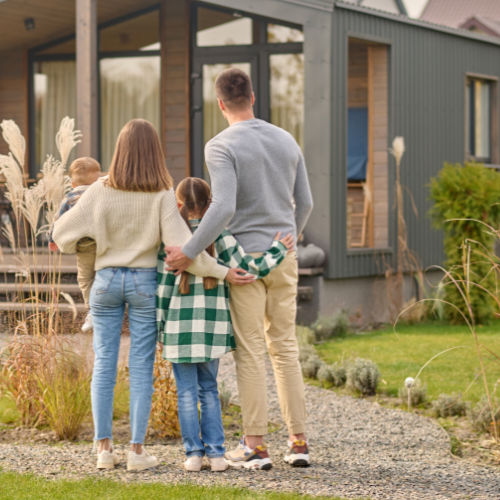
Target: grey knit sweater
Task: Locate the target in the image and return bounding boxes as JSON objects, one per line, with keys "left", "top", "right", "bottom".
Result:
{"left": 182, "top": 119, "right": 313, "bottom": 259}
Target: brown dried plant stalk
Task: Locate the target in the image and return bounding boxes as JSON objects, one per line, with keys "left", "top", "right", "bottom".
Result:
{"left": 149, "top": 344, "right": 180, "bottom": 439}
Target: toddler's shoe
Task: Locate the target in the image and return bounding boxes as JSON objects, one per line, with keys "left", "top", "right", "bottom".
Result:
{"left": 127, "top": 447, "right": 158, "bottom": 471}
{"left": 96, "top": 447, "right": 120, "bottom": 469}
{"left": 184, "top": 455, "right": 203, "bottom": 471}
{"left": 284, "top": 439, "right": 310, "bottom": 467}
{"left": 225, "top": 436, "right": 272, "bottom": 470}
{"left": 209, "top": 457, "right": 228, "bottom": 472}
{"left": 82, "top": 312, "right": 93, "bottom": 332}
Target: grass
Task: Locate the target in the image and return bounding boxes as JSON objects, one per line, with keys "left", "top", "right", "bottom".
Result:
{"left": 0, "top": 472, "right": 352, "bottom": 500}
{"left": 315, "top": 323, "right": 500, "bottom": 403}
{"left": 0, "top": 396, "right": 20, "bottom": 426}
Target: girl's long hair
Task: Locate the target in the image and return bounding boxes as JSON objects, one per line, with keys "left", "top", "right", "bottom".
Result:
{"left": 176, "top": 177, "right": 218, "bottom": 294}
{"left": 107, "top": 119, "right": 173, "bottom": 192}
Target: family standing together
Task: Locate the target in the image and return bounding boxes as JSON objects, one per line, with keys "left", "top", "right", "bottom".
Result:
{"left": 51, "top": 68, "right": 314, "bottom": 473}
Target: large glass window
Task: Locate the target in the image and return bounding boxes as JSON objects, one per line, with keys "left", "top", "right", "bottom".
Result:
{"left": 100, "top": 56, "right": 160, "bottom": 169}
{"left": 197, "top": 7, "right": 253, "bottom": 46}
{"left": 31, "top": 7, "right": 160, "bottom": 173}
{"left": 34, "top": 61, "right": 77, "bottom": 169}
{"left": 467, "top": 79, "right": 491, "bottom": 162}
{"left": 270, "top": 54, "right": 304, "bottom": 150}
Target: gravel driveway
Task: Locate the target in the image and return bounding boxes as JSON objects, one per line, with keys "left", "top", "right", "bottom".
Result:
{"left": 1, "top": 353, "right": 500, "bottom": 499}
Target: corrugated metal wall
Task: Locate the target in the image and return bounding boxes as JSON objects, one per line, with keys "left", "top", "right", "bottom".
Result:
{"left": 328, "top": 5, "right": 500, "bottom": 279}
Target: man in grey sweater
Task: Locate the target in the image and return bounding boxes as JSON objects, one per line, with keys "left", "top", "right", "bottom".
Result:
{"left": 166, "top": 68, "right": 313, "bottom": 470}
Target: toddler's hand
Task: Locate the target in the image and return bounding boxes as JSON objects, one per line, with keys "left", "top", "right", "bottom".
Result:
{"left": 275, "top": 232, "right": 295, "bottom": 252}
{"left": 49, "top": 242, "right": 59, "bottom": 252}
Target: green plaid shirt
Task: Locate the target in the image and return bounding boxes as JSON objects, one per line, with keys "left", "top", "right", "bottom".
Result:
{"left": 156, "top": 219, "right": 288, "bottom": 363}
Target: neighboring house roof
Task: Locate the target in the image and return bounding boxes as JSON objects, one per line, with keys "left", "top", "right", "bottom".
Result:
{"left": 420, "top": 0, "right": 500, "bottom": 29}
{"left": 460, "top": 15, "right": 500, "bottom": 38}
{"left": 341, "top": 0, "right": 407, "bottom": 16}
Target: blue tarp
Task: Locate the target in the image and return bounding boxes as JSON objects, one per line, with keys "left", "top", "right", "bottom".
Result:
{"left": 347, "top": 107, "right": 368, "bottom": 181}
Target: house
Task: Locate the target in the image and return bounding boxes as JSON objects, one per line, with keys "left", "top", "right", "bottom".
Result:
{"left": 0, "top": 0, "right": 500, "bottom": 323}
{"left": 421, "top": 0, "right": 500, "bottom": 38}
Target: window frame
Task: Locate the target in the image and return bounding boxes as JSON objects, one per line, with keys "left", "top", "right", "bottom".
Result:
{"left": 27, "top": 4, "right": 162, "bottom": 178}
{"left": 464, "top": 72, "right": 500, "bottom": 167}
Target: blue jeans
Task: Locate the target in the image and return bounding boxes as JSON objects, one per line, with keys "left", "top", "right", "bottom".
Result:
{"left": 90, "top": 267, "right": 157, "bottom": 444}
{"left": 172, "top": 360, "right": 226, "bottom": 458}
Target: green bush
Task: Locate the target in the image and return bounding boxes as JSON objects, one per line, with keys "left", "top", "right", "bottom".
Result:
{"left": 431, "top": 393, "right": 467, "bottom": 418}
{"left": 429, "top": 162, "right": 500, "bottom": 324}
{"left": 398, "top": 380, "right": 427, "bottom": 407}
{"left": 301, "top": 356, "right": 323, "bottom": 379}
{"left": 346, "top": 358, "right": 380, "bottom": 396}
{"left": 467, "top": 396, "right": 500, "bottom": 432}
{"left": 311, "top": 310, "right": 351, "bottom": 341}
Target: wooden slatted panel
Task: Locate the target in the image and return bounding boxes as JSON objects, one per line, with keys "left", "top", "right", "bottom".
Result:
{"left": 0, "top": 48, "right": 27, "bottom": 165}
{"left": 348, "top": 42, "right": 368, "bottom": 108}
{"left": 161, "top": 0, "right": 190, "bottom": 186}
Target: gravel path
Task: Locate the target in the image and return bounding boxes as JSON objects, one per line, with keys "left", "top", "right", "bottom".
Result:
{"left": 1, "top": 353, "right": 500, "bottom": 499}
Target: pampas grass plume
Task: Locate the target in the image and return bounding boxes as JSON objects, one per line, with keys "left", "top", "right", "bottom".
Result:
{"left": 56, "top": 117, "right": 81, "bottom": 168}
{"left": 1, "top": 120, "right": 25, "bottom": 168}
{"left": 390, "top": 136, "right": 405, "bottom": 166}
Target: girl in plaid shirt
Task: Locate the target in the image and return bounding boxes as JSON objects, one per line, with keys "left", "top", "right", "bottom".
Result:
{"left": 157, "top": 177, "right": 293, "bottom": 472}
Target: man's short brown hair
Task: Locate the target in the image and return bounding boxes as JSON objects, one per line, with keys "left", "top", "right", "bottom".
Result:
{"left": 69, "top": 157, "right": 101, "bottom": 186}
{"left": 215, "top": 68, "right": 253, "bottom": 110}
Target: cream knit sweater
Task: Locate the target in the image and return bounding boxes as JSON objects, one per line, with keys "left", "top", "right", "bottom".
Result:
{"left": 52, "top": 179, "right": 229, "bottom": 280}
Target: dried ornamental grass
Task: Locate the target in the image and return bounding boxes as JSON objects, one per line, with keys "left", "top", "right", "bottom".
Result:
{"left": 150, "top": 345, "right": 180, "bottom": 438}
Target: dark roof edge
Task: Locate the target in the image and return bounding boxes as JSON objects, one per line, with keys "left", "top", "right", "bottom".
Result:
{"left": 277, "top": 0, "right": 334, "bottom": 12}
{"left": 334, "top": 1, "right": 500, "bottom": 47}
{"left": 394, "top": 0, "right": 408, "bottom": 16}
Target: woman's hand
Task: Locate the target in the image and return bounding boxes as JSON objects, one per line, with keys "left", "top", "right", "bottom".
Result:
{"left": 225, "top": 268, "right": 256, "bottom": 286}
{"left": 275, "top": 232, "right": 295, "bottom": 252}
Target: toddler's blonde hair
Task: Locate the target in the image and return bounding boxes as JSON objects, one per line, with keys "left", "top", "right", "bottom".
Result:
{"left": 69, "top": 157, "right": 101, "bottom": 186}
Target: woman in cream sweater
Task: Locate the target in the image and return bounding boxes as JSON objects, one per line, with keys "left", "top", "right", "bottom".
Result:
{"left": 53, "top": 119, "right": 252, "bottom": 471}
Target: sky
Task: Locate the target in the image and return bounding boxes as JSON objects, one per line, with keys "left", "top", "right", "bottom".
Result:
{"left": 404, "top": 0, "right": 429, "bottom": 18}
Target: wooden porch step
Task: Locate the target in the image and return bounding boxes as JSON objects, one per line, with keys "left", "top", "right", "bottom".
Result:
{"left": 0, "top": 283, "right": 81, "bottom": 293}
{"left": 0, "top": 302, "right": 87, "bottom": 312}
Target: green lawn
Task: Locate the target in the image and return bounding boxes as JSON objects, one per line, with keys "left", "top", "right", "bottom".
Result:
{"left": 315, "top": 323, "right": 500, "bottom": 402}
{"left": 0, "top": 472, "right": 350, "bottom": 500}
{"left": 0, "top": 396, "right": 19, "bottom": 426}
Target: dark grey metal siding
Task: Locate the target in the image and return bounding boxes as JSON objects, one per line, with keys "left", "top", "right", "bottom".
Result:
{"left": 328, "top": 4, "right": 500, "bottom": 279}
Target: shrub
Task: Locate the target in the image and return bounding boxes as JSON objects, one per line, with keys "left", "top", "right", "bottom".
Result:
{"left": 301, "top": 356, "right": 323, "bottom": 379}
{"left": 431, "top": 393, "right": 467, "bottom": 418}
{"left": 318, "top": 361, "right": 348, "bottom": 388}
{"left": 317, "top": 364, "right": 334, "bottom": 387}
{"left": 467, "top": 397, "right": 500, "bottom": 433}
{"left": 150, "top": 346, "right": 180, "bottom": 438}
{"left": 398, "top": 380, "right": 427, "bottom": 408}
{"left": 298, "top": 342, "right": 316, "bottom": 363}
{"left": 346, "top": 358, "right": 380, "bottom": 395}
{"left": 311, "top": 310, "right": 351, "bottom": 341}
{"left": 296, "top": 325, "right": 315, "bottom": 346}
{"left": 218, "top": 381, "right": 232, "bottom": 412}
{"left": 429, "top": 162, "right": 500, "bottom": 324}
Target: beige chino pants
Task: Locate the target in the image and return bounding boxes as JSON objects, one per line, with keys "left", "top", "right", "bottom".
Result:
{"left": 76, "top": 242, "right": 97, "bottom": 308}
{"left": 229, "top": 251, "right": 306, "bottom": 436}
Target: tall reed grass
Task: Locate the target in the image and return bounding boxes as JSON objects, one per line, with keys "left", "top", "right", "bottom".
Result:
{"left": 0, "top": 117, "right": 91, "bottom": 439}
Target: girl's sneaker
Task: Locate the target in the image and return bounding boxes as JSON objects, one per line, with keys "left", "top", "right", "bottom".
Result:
{"left": 127, "top": 447, "right": 158, "bottom": 471}
{"left": 184, "top": 456, "right": 203, "bottom": 471}
{"left": 96, "top": 447, "right": 120, "bottom": 469}
{"left": 209, "top": 457, "right": 228, "bottom": 472}
{"left": 284, "top": 439, "right": 310, "bottom": 467}
{"left": 82, "top": 313, "right": 93, "bottom": 332}
{"left": 225, "top": 436, "right": 272, "bottom": 470}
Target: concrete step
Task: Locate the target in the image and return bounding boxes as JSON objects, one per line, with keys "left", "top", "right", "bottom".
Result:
{"left": 0, "top": 302, "right": 87, "bottom": 312}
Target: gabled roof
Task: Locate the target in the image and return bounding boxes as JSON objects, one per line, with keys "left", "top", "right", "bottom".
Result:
{"left": 420, "top": 0, "right": 500, "bottom": 29}
{"left": 460, "top": 16, "right": 500, "bottom": 38}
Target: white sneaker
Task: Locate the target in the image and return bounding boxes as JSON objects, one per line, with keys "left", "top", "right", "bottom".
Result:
{"left": 82, "top": 312, "right": 93, "bottom": 332}
{"left": 96, "top": 448, "right": 120, "bottom": 469}
{"left": 184, "top": 455, "right": 203, "bottom": 472}
{"left": 127, "top": 447, "right": 158, "bottom": 471}
{"left": 209, "top": 456, "right": 228, "bottom": 472}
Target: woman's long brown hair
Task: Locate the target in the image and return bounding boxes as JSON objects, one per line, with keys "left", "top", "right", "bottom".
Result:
{"left": 176, "top": 177, "right": 218, "bottom": 294}
{"left": 107, "top": 119, "right": 173, "bottom": 192}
